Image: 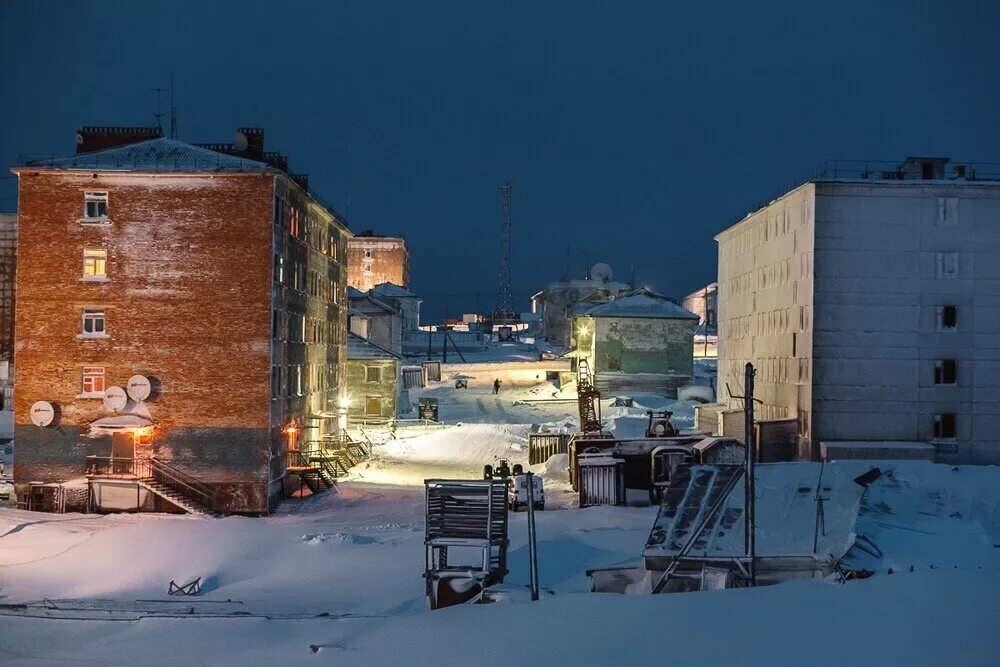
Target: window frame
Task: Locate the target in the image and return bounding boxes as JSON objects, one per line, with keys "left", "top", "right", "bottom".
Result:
{"left": 937, "top": 305, "right": 957, "bottom": 331}
{"left": 365, "top": 365, "right": 381, "bottom": 383}
{"left": 81, "top": 308, "right": 107, "bottom": 337}
{"left": 934, "top": 359, "right": 957, "bottom": 385}
{"left": 82, "top": 191, "right": 109, "bottom": 222}
{"left": 933, "top": 413, "right": 957, "bottom": 440}
{"left": 82, "top": 248, "right": 108, "bottom": 280}
{"left": 81, "top": 366, "right": 106, "bottom": 396}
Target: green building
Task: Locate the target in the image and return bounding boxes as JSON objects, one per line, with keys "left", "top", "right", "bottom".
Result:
{"left": 574, "top": 289, "right": 698, "bottom": 396}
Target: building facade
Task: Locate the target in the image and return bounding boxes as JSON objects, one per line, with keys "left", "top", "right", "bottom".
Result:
{"left": 716, "top": 157, "right": 1000, "bottom": 464}
{"left": 371, "top": 282, "right": 421, "bottom": 332}
{"left": 532, "top": 277, "right": 631, "bottom": 346}
{"left": 12, "top": 132, "right": 350, "bottom": 513}
{"left": 346, "top": 231, "right": 409, "bottom": 292}
{"left": 0, "top": 213, "right": 15, "bottom": 369}
{"left": 682, "top": 282, "right": 718, "bottom": 358}
{"left": 574, "top": 289, "right": 698, "bottom": 395}
{"left": 345, "top": 332, "right": 401, "bottom": 424}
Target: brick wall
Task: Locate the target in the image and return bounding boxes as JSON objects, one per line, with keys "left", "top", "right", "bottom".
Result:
{"left": 13, "top": 170, "right": 275, "bottom": 506}
{"left": 346, "top": 237, "right": 409, "bottom": 291}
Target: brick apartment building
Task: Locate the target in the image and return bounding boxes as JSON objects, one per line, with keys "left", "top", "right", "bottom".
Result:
{"left": 346, "top": 230, "right": 409, "bottom": 292}
{"left": 11, "top": 127, "right": 351, "bottom": 513}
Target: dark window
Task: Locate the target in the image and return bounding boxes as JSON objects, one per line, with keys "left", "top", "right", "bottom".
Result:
{"left": 366, "top": 366, "right": 381, "bottom": 383}
{"left": 933, "top": 413, "right": 956, "bottom": 439}
{"left": 940, "top": 305, "right": 957, "bottom": 330}
{"left": 922, "top": 162, "right": 934, "bottom": 179}
{"left": 934, "top": 359, "right": 957, "bottom": 385}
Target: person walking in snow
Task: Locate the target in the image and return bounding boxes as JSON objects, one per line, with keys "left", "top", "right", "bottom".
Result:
{"left": 493, "top": 378, "right": 501, "bottom": 395}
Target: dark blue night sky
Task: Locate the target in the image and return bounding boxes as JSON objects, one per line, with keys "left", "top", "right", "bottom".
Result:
{"left": 2, "top": 1, "right": 998, "bottom": 317}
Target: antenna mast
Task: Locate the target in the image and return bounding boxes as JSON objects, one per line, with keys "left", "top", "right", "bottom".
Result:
{"left": 169, "top": 72, "right": 177, "bottom": 139}
{"left": 492, "top": 180, "right": 517, "bottom": 325}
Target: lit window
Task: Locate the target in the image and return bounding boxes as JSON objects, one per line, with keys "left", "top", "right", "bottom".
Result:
{"left": 934, "top": 359, "right": 957, "bottom": 385}
{"left": 366, "top": 366, "right": 381, "bottom": 383}
{"left": 82, "top": 248, "right": 107, "bottom": 278}
{"left": 82, "top": 366, "right": 105, "bottom": 395}
{"left": 274, "top": 255, "right": 285, "bottom": 284}
{"left": 937, "top": 305, "right": 957, "bottom": 331}
{"left": 82, "top": 309, "right": 106, "bottom": 336}
{"left": 83, "top": 191, "right": 108, "bottom": 220}
{"left": 933, "top": 413, "right": 956, "bottom": 439}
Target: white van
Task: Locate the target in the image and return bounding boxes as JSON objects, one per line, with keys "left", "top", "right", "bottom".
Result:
{"left": 508, "top": 474, "right": 544, "bottom": 511}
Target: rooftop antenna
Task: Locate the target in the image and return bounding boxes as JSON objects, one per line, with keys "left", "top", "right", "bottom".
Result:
{"left": 152, "top": 87, "right": 167, "bottom": 130}
{"left": 492, "top": 180, "right": 517, "bottom": 325}
{"left": 169, "top": 72, "right": 177, "bottom": 139}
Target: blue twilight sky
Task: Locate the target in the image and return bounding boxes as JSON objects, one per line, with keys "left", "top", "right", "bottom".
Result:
{"left": 2, "top": 1, "right": 998, "bottom": 318}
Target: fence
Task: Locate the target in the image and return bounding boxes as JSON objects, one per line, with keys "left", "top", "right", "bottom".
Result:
{"left": 528, "top": 433, "right": 570, "bottom": 465}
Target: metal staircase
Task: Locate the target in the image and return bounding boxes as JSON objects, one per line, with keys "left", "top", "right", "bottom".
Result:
{"left": 86, "top": 456, "right": 222, "bottom": 516}
{"left": 577, "top": 359, "right": 603, "bottom": 434}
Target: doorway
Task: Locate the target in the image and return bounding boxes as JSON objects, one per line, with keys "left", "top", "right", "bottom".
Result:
{"left": 111, "top": 431, "right": 135, "bottom": 474}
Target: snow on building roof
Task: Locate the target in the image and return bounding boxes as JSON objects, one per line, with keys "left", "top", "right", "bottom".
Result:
{"left": 347, "top": 332, "right": 401, "bottom": 360}
{"left": 89, "top": 415, "right": 153, "bottom": 429}
{"left": 643, "top": 462, "right": 868, "bottom": 560}
{"left": 372, "top": 282, "right": 418, "bottom": 298}
{"left": 582, "top": 289, "right": 698, "bottom": 320}
{"left": 348, "top": 289, "right": 398, "bottom": 314}
{"left": 22, "top": 138, "right": 274, "bottom": 173}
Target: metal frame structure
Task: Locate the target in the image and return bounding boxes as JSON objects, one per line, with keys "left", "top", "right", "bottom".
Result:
{"left": 424, "top": 479, "right": 509, "bottom": 609}
{"left": 492, "top": 181, "right": 517, "bottom": 325}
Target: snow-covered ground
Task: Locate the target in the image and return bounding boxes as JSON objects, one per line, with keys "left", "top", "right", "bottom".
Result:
{"left": 2, "top": 358, "right": 999, "bottom": 665}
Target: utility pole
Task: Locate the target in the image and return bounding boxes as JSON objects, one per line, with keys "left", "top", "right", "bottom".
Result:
{"left": 744, "top": 362, "right": 757, "bottom": 586}
{"left": 492, "top": 181, "right": 517, "bottom": 325}
{"left": 526, "top": 472, "right": 540, "bottom": 601}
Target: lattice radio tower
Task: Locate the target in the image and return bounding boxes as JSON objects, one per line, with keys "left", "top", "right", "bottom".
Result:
{"left": 492, "top": 180, "right": 517, "bottom": 325}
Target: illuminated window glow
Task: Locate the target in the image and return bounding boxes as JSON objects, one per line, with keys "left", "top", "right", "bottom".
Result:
{"left": 82, "top": 248, "right": 107, "bottom": 278}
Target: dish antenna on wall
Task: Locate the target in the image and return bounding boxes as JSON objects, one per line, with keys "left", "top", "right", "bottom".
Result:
{"left": 591, "top": 262, "right": 614, "bottom": 284}
{"left": 30, "top": 401, "right": 55, "bottom": 427}
{"left": 127, "top": 375, "right": 152, "bottom": 402}
{"left": 103, "top": 386, "right": 128, "bottom": 412}
{"left": 75, "top": 133, "right": 84, "bottom": 146}
{"left": 233, "top": 131, "right": 249, "bottom": 152}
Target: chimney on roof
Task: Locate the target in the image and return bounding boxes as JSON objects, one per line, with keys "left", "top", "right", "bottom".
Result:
{"left": 291, "top": 174, "right": 309, "bottom": 192}
{"left": 236, "top": 127, "right": 264, "bottom": 159}
{"left": 76, "top": 126, "right": 164, "bottom": 154}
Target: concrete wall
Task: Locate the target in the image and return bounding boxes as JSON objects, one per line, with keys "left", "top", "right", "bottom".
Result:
{"left": 811, "top": 181, "right": 1000, "bottom": 464}
{"left": 716, "top": 183, "right": 815, "bottom": 453}
{"left": 717, "top": 178, "right": 1000, "bottom": 465}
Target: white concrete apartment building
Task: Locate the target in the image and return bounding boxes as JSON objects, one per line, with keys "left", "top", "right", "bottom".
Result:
{"left": 716, "top": 157, "right": 1000, "bottom": 465}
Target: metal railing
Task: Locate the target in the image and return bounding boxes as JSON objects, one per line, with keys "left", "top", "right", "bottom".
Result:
{"left": 85, "top": 456, "right": 219, "bottom": 512}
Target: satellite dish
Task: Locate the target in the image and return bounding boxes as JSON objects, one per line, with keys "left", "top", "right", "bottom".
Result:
{"left": 126, "top": 375, "right": 152, "bottom": 402}
{"left": 233, "top": 131, "right": 249, "bottom": 152}
{"left": 591, "top": 262, "right": 614, "bottom": 283}
{"left": 103, "top": 386, "right": 128, "bottom": 412}
{"left": 30, "top": 401, "right": 55, "bottom": 427}
{"left": 75, "top": 133, "right": 84, "bottom": 146}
